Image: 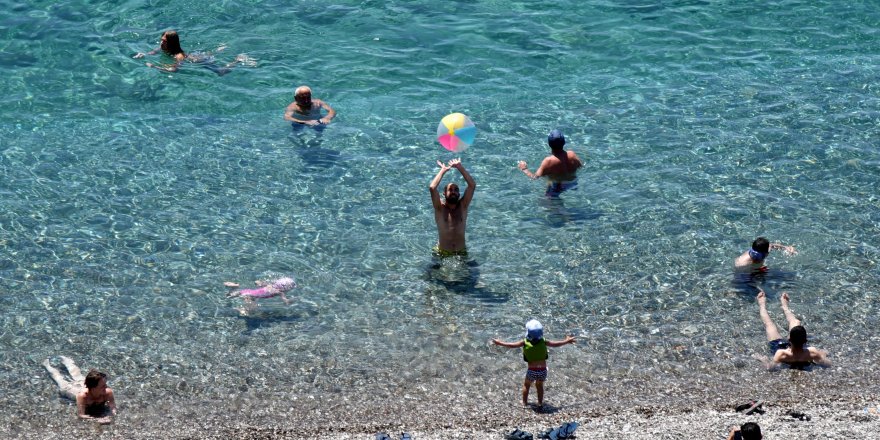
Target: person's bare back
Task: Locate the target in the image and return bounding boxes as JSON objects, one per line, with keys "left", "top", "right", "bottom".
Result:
{"left": 518, "top": 129, "right": 582, "bottom": 183}
{"left": 534, "top": 150, "right": 582, "bottom": 182}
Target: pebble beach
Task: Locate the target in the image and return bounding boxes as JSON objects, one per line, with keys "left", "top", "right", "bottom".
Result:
{"left": 3, "top": 1, "right": 880, "bottom": 439}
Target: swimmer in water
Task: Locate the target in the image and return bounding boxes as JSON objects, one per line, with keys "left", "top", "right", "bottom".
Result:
{"left": 133, "top": 30, "right": 252, "bottom": 75}
{"left": 430, "top": 158, "right": 476, "bottom": 257}
{"left": 283, "top": 85, "right": 336, "bottom": 127}
{"left": 225, "top": 276, "right": 296, "bottom": 306}
{"left": 755, "top": 289, "right": 830, "bottom": 370}
{"left": 517, "top": 129, "right": 583, "bottom": 197}
{"left": 734, "top": 236, "right": 797, "bottom": 273}
{"left": 43, "top": 357, "right": 117, "bottom": 425}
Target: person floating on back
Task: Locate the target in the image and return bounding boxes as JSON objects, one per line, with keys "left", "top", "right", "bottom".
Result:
{"left": 224, "top": 276, "right": 297, "bottom": 309}
{"left": 734, "top": 236, "right": 797, "bottom": 273}
{"left": 756, "top": 289, "right": 830, "bottom": 370}
{"left": 492, "top": 319, "right": 576, "bottom": 410}
{"left": 43, "top": 356, "right": 117, "bottom": 424}
{"left": 517, "top": 129, "right": 583, "bottom": 198}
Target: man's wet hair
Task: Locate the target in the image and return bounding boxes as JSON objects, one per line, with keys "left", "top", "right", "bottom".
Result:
{"left": 751, "top": 237, "right": 770, "bottom": 254}
{"left": 789, "top": 325, "right": 807, "bottom": 347}
{"left": 740, "top": 422, "right": 762, "bottom": 440}
{"left": 84, "top": 370, "right": 107, "bottom": 389}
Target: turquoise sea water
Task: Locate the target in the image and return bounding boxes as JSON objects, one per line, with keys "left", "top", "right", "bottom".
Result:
{"left": 2, "top": 0, "right": 880, "bottom": 436}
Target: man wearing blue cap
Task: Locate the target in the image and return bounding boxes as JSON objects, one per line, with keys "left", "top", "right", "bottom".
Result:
{"left": 517, "top": 129, "right": 583, "bottom": 197}
{"left": 734, "top": 236, "right": 797, "bottom": 273}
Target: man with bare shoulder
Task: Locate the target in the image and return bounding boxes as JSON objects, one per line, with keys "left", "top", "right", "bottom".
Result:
{"left": 43, "top": 357, "right": 117, "bottom": 425}
{"left": 735, "top": 236, "right": 797, "bottom": 273}
{"left": 429, "top": 158, "right": 476, "bottom": 256}
{"left": 283, "top": 85, "right": 336, "bottom": 127}
{"left": 756, "top": 289, "right": 830, "bottom": 370}
{"left": 517, "top": 129, "right": 583, "bottom": 197}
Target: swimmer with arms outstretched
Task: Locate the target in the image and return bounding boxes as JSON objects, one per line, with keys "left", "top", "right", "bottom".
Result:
{"left": 283, "top": 85, "right": 336, "bottom": 126}
{"left": 517, "top": 129, "right": 583, "bottom": 196}
{"left": 429, "top": 158, "right": 476, "bottom": 256}
{"left": 755, "top": 289, "right": 830, "bottom": 370}
{"left": 735, "top": 236, "right": 797, "bottom": 273}
{"left": 225, "top": 276, "right": 296, "bottom": 306}
{"left": 133, "top": 30, "right": 249, "bottom": 75}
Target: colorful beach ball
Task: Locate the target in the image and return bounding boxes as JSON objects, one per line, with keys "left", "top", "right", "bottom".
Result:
{"left": 436, "top": 113, "right": 476, "bottom": 153}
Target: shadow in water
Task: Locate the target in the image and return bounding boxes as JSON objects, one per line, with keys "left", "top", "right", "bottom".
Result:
{"left": 288, "top": 125, "right": 344, "bottom": 174}
{"left": 534, "top": 195, "right": 602, "bottom": 228}
{"left": 220, "top": 306, "right": 305, "bottom": 332}
{"left": 731, "top": 269, "right": 798, "bottom": 297}
{"left": 424, "top": 256, "right": 508, "bottom": 304}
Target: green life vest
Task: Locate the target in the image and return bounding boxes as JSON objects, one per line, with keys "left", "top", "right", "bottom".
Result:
{"left": 522, "top": 338, "right": 548, "bottom": 362}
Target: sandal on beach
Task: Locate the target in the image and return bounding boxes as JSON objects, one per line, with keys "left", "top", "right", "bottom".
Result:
{"left": 787, "top": 410, "right": 811, "bottom": 421}
{"left": 400, "top": 433, "right": 412, "bottom": 440}
{"left": 544, "top": 421, "right": 579, "bottom": 440}
{"left": 555, "top": 422, "right": 579, "bottom": 438}
{"left": 735, "top": 400, "right": 764, "bottom": 415}
{"left": 375, "top": 433, "right": 392, "bottom": 440}
{"left": 505, "top": 428, "right": 534, "bottom": 440}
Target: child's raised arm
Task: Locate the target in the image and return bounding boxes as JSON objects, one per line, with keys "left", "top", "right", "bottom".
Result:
{"left": 491, "top": 338, "right": 525, "bottom": 348}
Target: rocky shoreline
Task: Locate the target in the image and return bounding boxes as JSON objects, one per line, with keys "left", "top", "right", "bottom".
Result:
{"left": 11, "top": 394, "right": 880, "bottom": 439}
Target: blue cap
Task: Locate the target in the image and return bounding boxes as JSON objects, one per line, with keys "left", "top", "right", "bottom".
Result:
{"left": 548, "top": 129, "right": 565, "bottom": 148}
{"left": 525, "top": 319, "right": 544, "bottom": 341}
{"left": 749, "top": 248, "right": 767, "bottom": 262}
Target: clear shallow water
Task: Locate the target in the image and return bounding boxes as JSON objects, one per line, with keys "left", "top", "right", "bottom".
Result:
{"left": 2, "top": 0, "right": 880, "bottom": 435}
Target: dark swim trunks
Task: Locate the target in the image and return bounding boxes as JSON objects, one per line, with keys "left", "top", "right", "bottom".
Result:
{"left": 545, "top": 180, "right": 578, "bottom": 198}
{"left": 767, "top": 338, "right": 790, "bottom": 356}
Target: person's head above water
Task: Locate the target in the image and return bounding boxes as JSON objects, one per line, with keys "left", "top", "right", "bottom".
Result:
{"left": 740, "top": 422, "right": 762, "bottom": 440}
{"left": 525, "top": 319, "right": 544, "bottom": 341}
{"left": 548, "top": 129, "right": 566, "bottom": 153}
{"left": 271, "top": 277, "right": 297, "bottom": 292}
{"left": 160, "top": 30, "right": 184, "bottom": 55}
{"left": 749, "top": 237, "right": 770, "bottom": 262}
{"left": 444, "top": 183, "right": 460, "bottom": 205}
{"left": 294, "top": 86, "right": 313, "bottom": 106}
{"left": 84, "top": 369, "right": 108, "bottom": 391}
{"left": 789, "top": 325, "right": 807, "bottom": 348}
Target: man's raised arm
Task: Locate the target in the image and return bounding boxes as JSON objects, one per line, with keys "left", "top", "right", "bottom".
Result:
{"left": 450, "top": 158, "right": 476, "bottom": 208}
{"left": 429, "top": 160, "right": 451, "bottom": 210}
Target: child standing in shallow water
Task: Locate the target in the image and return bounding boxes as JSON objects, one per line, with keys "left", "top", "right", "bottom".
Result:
{"left": 492, "top": 319, "right": 576, "bottom": 409}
